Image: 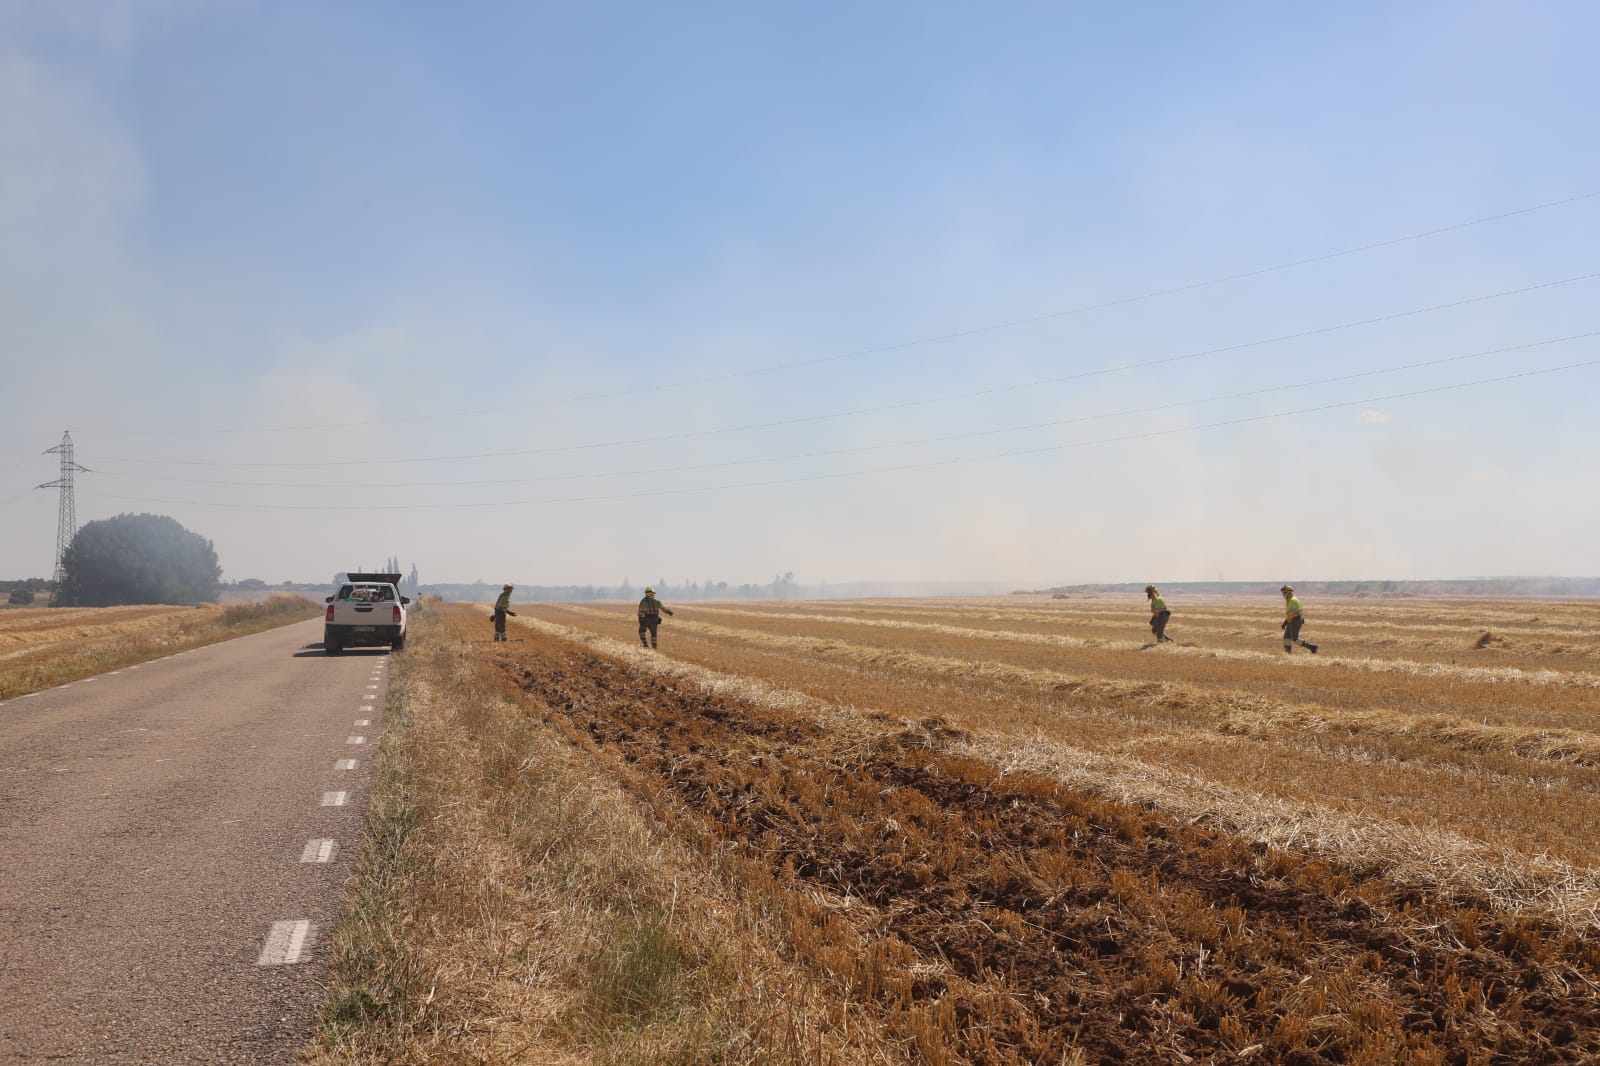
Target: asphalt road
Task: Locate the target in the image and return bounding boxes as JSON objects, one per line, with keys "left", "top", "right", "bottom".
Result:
{"left": 0, "top": 618, "right": 386, "bottom": 1064}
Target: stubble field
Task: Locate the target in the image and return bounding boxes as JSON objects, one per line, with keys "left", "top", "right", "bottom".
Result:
{"left": 0, "top": 596, "right": 321, "bottom": 698}
{"left": 321, "top": 595, "right": 1600, "bottom": 1064}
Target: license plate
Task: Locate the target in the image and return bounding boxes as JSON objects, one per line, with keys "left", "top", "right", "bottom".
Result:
{"left": 353, "top": 626, "right": 376, "bottom": 632}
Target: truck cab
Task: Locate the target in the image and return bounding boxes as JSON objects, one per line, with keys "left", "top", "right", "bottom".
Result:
{"left": 324, "top": 571, "right": 409, "bottom": 654}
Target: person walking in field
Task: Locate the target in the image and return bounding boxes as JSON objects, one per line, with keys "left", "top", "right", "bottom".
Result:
{"left": 1280, "top": 584, "right": 1317, "bottom": 654}
{"left": 638, "top": 586, "right": 673, "bottom": 649}
{"left": 1146, "top": 585, "right": 1173, "bottom": 643}
{"left": 492, "top": 584, "right": 517, "bottom": 642}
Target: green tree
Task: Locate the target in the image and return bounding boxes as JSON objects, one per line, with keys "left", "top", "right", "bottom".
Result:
{"left": 57, "top": 513, "right": 222, "bottom": 606}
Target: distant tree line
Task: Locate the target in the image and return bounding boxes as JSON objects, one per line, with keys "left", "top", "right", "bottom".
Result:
{"left": 422, "top": 571, "right": 805, "bottom": 603}
{"left": 2, "top": 577, "right": 54, "bottom": 605}
{"left": 320, "top": 558, "right": 420, "bottom": 598}
{"left": 1, "top": 577, "right": 54, "bottom": 592}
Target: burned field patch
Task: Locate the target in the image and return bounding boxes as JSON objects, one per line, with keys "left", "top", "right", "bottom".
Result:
{"left": 499, "top": 640, "right": 1600, "bottom": 1065}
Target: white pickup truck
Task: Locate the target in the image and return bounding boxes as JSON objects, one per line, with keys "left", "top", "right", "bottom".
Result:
{"left": 323, "top": 571, "right": 409, "bottom": 654}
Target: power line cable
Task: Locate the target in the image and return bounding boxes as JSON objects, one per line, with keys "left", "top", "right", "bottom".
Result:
{"left": 0, "top": 443, "right": 53, "bottom": 474}
{"left": 0, "top": 442, "right": 55, "bottom": 507}
{"left": 78, "top": 356, "right": 1600, "bottom": 511}
{"left": 82, "top": 190, "right": 1600, "bottom": 437}
{"left": 80, "top": 270, "right": 1600, "bottom": 471}
{"left": 83, "top": 329, "right": 1600, "bottom": 489}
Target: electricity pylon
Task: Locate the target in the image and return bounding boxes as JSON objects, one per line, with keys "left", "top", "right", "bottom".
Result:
{"left": 38, "top": 431, "right": 89, "bottom": 606}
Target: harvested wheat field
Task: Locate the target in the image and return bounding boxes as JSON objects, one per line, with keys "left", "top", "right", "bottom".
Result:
{"left": 324, "top": 597, "right": 1600, "bottom": 1065}
{"left": 0, "top": 596, "right": 321, "bottom": 699}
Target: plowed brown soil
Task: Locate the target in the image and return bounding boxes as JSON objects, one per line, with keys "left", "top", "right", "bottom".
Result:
{"left": 495, "top": 632, "right": 1600, "bottom": 1065}
{"left": 526, "top": 600, "right": 1600, "bottom": 877}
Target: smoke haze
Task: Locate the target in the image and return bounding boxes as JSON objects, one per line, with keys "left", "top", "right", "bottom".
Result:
{"left": 2, "top": 3, "right": 1597, "bottom": 589}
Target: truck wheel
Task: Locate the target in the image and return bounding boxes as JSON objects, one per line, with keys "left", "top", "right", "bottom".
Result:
{"left": 391, "top": 634, "right": 405, "bottom": 652}
{"left": 325, "top": 639, "right": 341, "bottom": 655}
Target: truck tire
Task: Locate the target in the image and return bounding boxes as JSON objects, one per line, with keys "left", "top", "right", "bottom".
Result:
{"left": 325, "top": 638, "right": 342, "bottom": 655}
{"left": 390, "top": 634, "right": 405, "bottom": 652}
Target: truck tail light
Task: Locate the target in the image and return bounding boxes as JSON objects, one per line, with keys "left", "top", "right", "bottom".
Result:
{"left": 325, "top": 605, "right": 335, "bottom": 622}
{"left": 392, "top": 605, "right": 403, "bottom": 625}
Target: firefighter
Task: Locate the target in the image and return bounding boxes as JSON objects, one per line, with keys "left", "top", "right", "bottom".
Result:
{"left": 637, "top": 586, "right": 673, "bottom": 648}
{"left": 1280, "top": 585, "right": 1318, "bottom": 654}
{"left": 1146, "top": 585, "right": 1173, "bottom": 643}
{"left": 492, "top": 584, "right": 516, "bottom": 642}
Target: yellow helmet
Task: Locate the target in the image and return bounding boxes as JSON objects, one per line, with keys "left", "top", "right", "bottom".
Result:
{"left": 644, "top": 586, "right": 655, "bottom": 595}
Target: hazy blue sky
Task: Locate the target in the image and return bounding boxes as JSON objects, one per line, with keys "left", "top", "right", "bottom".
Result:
{"left": 2, "top": 1, "right": 1597, "bottom": 587}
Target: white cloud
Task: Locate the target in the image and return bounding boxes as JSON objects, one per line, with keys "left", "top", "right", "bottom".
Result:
{"left": 1357, "top": 410, "right": 1393, "bottom": 424}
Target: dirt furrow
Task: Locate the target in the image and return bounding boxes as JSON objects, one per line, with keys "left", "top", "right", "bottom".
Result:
{"left": 689, "top": 601, "right": 1600, "bottom": 657}
{"left": 669, "top": 606, "right": 1600, "bottom": 690}
{"left": 514, "top": 612, "right": 1600, "bottom": 917}
{"left": 497, "top": 631, "right": 1600, "bottom": 1065}
{"left": 551, "top": 605, "right": 1600, "bottom": 771}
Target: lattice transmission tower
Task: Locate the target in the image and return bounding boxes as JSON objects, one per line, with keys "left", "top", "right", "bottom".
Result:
{"left": 38, "top": 431, "right": 90, "bottom": 606}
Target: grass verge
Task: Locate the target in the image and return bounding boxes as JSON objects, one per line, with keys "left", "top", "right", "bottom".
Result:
{"left": 304, "top": 604, "right": 908, "bottom": 1065}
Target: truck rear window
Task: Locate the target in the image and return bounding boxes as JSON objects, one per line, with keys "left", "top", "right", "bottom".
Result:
{"left": 338, "top": 585, "right": 394, "bottom": 602}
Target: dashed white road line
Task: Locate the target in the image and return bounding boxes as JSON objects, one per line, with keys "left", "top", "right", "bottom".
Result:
{"left": 354, "top": 719, "right": 370, "bottom": 727}
{"left": 258, "top": 919, "right": 313, "bottom": 965}
{"left": 347, "top": 735, "right": 366, "bottom": 745}
{"left": 361, "top": 695, "right": 376, "bottom": 702}
{"left": 335, "top": 759, "right": 357, "bottom": 770}
{"left": 300, "top": 839, "right": 337, "bottom": 863}
{"left": 320, "top": 791, "right": 348, "bottom": 807}
{"left": 365, "top": 684, "right": 378, "bottom": 690}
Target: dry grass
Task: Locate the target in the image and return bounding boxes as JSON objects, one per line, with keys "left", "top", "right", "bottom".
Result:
{"left": 517, "top": 613, "right": 1600, "bottom": 929}
{"left": 493, "top": 609, "right": 1600, "bottom": 1063}
{"left": 692, "top": 595, "right": 1600, "bottom": 672}
{"left": 310, "top": 595, "right": 1600, "bottom": 1063}
{"left": 0, "top": 595, "right": 321, "bottom": 699}
{"left": 678, "top": 614, "right": 1600, "bottom": 769}
{"left": 683, "top": 604, "right": 1600, "bottom": 689}
{"left": 525, "top": 599, "right": 1600, "bottom": 896}
{"left": 305, "top": 607, "right": 912, "bottom": 1066}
